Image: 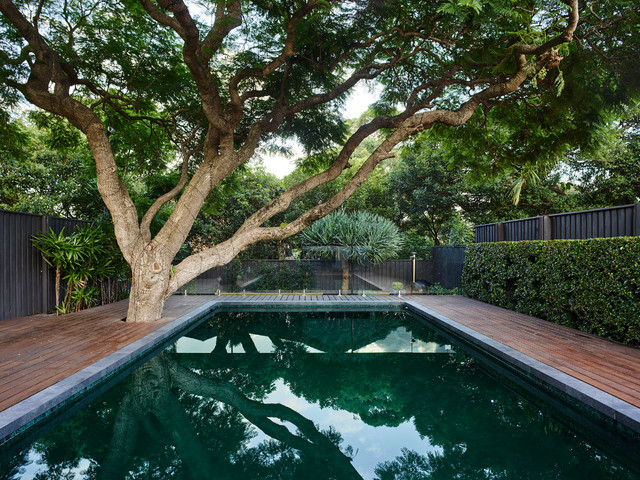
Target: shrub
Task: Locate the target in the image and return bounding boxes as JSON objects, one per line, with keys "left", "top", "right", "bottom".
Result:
{"left": 462, "top": 237, "right": 640, "bottom": 346}
{"left": 32, "top": 224, "right": 126, "bottom": 313}
{"left": 228, "top": 261, "right": 313, "bottom": 291}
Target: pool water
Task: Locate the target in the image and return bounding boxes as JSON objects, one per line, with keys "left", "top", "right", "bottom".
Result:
{"left": 1, "top": 308, "right": 639, "bottom": 479}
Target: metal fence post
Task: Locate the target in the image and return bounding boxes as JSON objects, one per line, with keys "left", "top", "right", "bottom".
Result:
{"left": 634, "top": 203, "right": 640, "bottom": 237}
{"left": 496, "top": 222, "right": 505, "bottom": 242}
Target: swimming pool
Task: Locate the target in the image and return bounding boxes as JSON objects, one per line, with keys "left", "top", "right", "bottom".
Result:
{"left": 1, "top": 306, "right": 639, "bottom": 479}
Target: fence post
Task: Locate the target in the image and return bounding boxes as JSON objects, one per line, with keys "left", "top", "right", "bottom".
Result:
{"left": 541, "top": 215, "right": 552, "bottom": 240}
{"left": 634, "top": 203, "right": 640, "bottom": 237}
{"left": 496, "top": 222, "right": 505, "bottom": 242}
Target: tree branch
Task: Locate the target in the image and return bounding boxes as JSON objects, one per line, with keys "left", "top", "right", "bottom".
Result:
{"left": 201, "top": 0, "right": 242, "bottom": 60}
{"left": 138, "top": 0, "right": 185, "bottom": 37}
{"left": 167, "top": 359, "right": 362, "bottom": 478}
{"left": 140, "top": 124, "right": 202, "bottom": 241}
{"left": 514, "top": 0, "right": 579, "bottom": 55}
{"left": 228, "top": 0, "right": 320, "bottom": 113}
{"left": 148, "top": 0, "right": 229, "bottom": 132}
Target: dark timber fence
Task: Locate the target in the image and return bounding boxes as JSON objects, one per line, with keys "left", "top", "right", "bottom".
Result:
{"left": 475, "top": 203, "right": 640, "bottom": 243}
{"left": 432, "top": 246, "right": 465, "bottom": 289}
{"left": 0, "top": 210, "right": 89, "bottom": 321}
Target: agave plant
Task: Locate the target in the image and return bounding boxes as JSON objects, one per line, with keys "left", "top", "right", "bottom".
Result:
{"left": 302, "top": 211, "right": 403, "bottom": 292}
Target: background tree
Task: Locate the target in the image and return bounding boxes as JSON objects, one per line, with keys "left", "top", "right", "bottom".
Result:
{"left": 564, "top": 109, "right": 640, "bottom": 208}
{"left": 302, "top": 210, "right": 403, "bottom": 292}
{"left": 389, "top": 136, "right": 466, "bottom": 245}
{"left": 3, "top": 0, "right": 634, "bottom": 322}
{"left": 0, "top": 112, "right": 106, "bottom": 218}
{"left": 181, "top": 165, "right": 285, "bottom": 261}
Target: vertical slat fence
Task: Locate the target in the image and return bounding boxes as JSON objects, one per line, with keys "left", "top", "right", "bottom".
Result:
{"left": 0, "top": 210, "right": 89, "bottom": 321}
{"left": 432, "top": 246, "right": 466, "bottom": 289}
{"left": 475, "top": 204, "right": 639, "bottom": 243}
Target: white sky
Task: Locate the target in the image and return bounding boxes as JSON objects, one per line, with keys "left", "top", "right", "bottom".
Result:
{"left": 258, "top": 82, "right": 381, "bottom": 178}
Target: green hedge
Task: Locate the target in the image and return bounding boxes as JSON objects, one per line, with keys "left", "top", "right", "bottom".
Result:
{"left": 462, "top": 237, "right": 640, "bottom": 346}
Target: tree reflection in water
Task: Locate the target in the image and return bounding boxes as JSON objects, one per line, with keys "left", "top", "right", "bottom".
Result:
{"left": 99, "top": 353, "right": 361, "bottom": 480}
{"left": 1, "top": 310, "right": 637, "bottom": 480}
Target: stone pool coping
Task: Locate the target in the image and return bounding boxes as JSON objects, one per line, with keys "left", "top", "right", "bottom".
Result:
{"left": 2, "top": 297, "right": 640, "bottom": 443}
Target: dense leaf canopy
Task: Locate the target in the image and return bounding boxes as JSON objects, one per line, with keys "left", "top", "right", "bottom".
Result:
{"left": 1, "top": 0, "right": 638, "bottom": 320}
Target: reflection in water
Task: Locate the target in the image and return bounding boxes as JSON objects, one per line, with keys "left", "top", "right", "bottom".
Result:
{"left": 175, "top": 325, "right": 454, "bottom": 354}
{"left": 1, "top": 310, "right": 638, "bottom": 480}
{"left": 98, "top": 353, "right": 360, "bottom": 479}
{"left": 100, "top": 356, "right": 211, "bottom": 480}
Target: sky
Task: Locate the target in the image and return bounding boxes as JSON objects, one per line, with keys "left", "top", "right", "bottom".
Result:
{"left": 257, "top": 82, "right": 381, "bottom": 178}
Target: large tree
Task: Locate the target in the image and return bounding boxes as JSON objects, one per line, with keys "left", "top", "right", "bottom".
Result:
{"left": 1, "top": 0, "right": 631, "bottom": 322}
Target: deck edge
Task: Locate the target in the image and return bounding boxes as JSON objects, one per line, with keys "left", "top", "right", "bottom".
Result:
{"left": 0, "top": 300, "right": 220, "bottom": 443}
{"left": 404, "top": 300, "right": 640, "bottom": 435}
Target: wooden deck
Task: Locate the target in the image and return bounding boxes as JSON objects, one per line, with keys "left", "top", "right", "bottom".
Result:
{"left": 0, "top": 296, "right": 214, "bottom": 412}
{"left": 408, "top": 295, "right": 640, "bottom": 409}
{"left": 1, "top": 293, "right": 639, "bottom": 421}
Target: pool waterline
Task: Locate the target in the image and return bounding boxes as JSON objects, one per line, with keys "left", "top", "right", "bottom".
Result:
{"left": 1, "top": 299, "right": 639, "bottom": 456}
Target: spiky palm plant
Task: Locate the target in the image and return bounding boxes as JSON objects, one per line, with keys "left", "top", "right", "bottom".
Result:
{"left": 302, "top": 211, "right": 403, "bottom": 292}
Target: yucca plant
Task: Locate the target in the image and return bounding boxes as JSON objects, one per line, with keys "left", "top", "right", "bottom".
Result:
{"left": 32, "top": 227, "right": 84, "bottom": 309}
{"left": 32, "top": 224, "right": 115, "bottom": 314}
{"left": 302, "top": 211, "right": 403, "bottom": 292}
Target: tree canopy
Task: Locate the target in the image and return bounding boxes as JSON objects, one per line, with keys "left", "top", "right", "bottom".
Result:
{"left": 1, "top": 0, "right": 638, "bottom": 321}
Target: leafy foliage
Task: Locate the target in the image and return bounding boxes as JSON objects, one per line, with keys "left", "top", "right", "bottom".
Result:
{"left": 388, "top": 136, "right": 466, "bottom": 245}
{"left": 0, "top": 114, "right": 107, "bottom": 219}
{"left": 32, "top": 224, "right": 128, "bottom": 313}
{"left": 435, "top": 1, "right": 640, "bottom": 182}
{"left": 564, "top": 108, "right": 640, "bottom": 207}
{"left": 302, "top": 210, "right": 403, "bottom": 265}
{"left": 462, "top": 238, "right": 640, "bottom": 345}
{"left": 181, "top": 165, "right": 286, "bottom": 260}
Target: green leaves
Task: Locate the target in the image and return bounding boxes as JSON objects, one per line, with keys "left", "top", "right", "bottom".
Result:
{"left": 32, "top": 224, "right": 120, "bottom": 313}
{"left": 463, "top": 237, "right": 640, "bottom": 345}
{"left": 389, "top": 136, "right": 467, "bottom": 245}
{"left": 301, "top": 210, "right": 403, "bottom": 265}
{"left": 437, "top": 0, "right": 484, "bottom": 15}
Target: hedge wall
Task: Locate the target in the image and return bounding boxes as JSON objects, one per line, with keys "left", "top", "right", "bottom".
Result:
{"left": 462, "top": 237, "right": 640, "bottom": 346}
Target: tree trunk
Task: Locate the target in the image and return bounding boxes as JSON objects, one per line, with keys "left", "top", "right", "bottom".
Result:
{"left": 55, "top": 264, "right": 61, "bottom": 314}
{"left": 126, "top": 250, "right": 171, "bottom": 322}
{"left": 341, "top": 259, "right": 350, "bottom": 293}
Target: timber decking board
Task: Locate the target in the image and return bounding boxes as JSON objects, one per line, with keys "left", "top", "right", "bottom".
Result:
{"left": 0, "top": 293, "right": 639, "bottom": 419}
{"left": 409, "top": 295, "right": 640, "bottom": 408}
{"left": 0, "top": 296, "right": 213, "bottom": 412}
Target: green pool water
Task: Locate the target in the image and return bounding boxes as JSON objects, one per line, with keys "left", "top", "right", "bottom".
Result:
{"left": 1, "top": 308, "right": 639, "bottom": 479}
